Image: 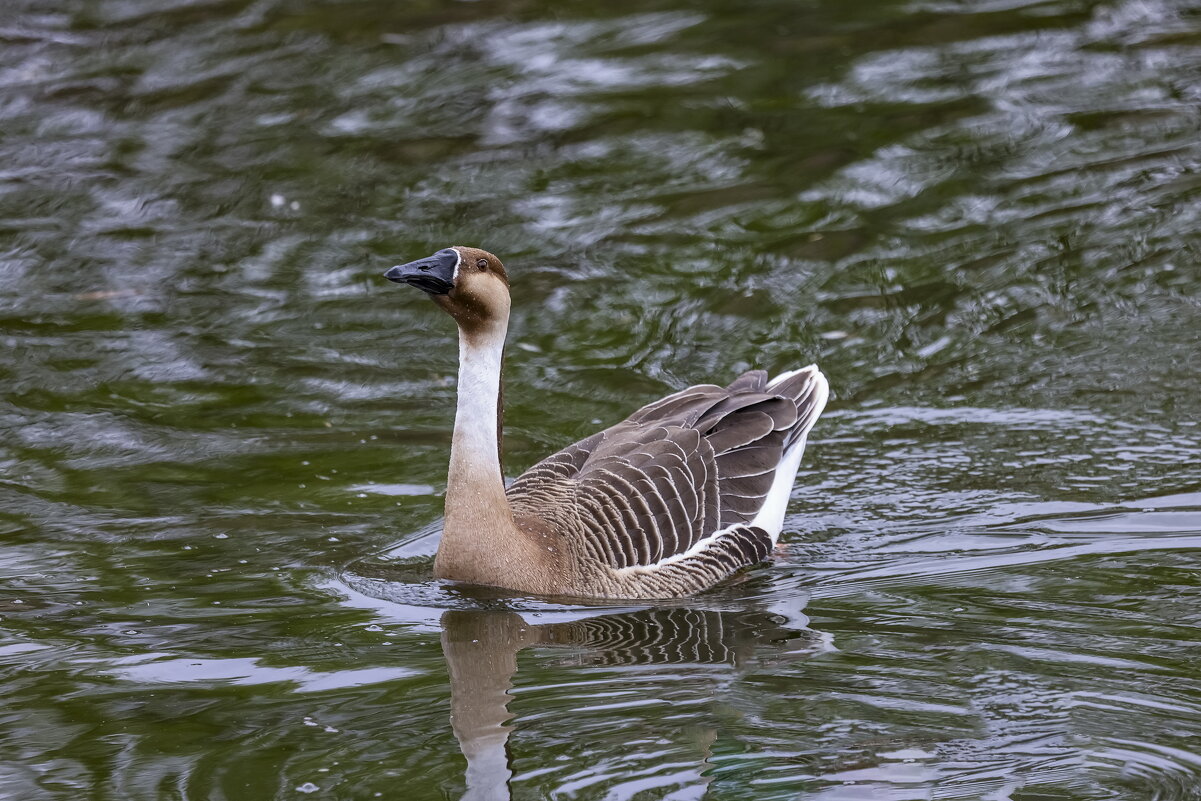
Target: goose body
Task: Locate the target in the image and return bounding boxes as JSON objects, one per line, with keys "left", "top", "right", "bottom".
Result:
{"left": 384, "top": 246, "right": 829, "bottom": 600}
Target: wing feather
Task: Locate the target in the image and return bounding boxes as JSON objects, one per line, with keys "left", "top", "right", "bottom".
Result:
{"left": 724, "top": 369, "right": 768, "bottom": 393}
{"left": 716, "top": 444, "right": 781, "bottom": 478}
{"left": 705, "top": 411, "right": 776, "bottom": 453}
{"left": 507, "top": 367, "right": 829, "bottom": 591}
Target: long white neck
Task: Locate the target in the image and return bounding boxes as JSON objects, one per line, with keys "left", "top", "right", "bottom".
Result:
{"left": 450, "top": 323, "right": 506, "bottom": 493}
{"left": 437, "top": 318, "right": 520, "bottom": 572}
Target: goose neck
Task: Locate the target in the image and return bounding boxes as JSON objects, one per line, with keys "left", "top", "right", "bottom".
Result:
{"left": 440, "top": 319, "right": 515, "bottom": 553}
{"left": 437, "top": 316, "right": 558, "bottom": 593}
{"left": 449, "top": 322, "right": 506, "bottom": 488}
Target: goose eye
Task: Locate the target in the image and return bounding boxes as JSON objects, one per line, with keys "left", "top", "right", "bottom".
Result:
{"left": 476, "top": 259, "right": 488, "bottom": 271}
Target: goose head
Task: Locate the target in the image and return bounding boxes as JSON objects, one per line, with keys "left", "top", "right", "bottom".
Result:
{"left": 384, "top": 246, "right": 511, "bottom": 332}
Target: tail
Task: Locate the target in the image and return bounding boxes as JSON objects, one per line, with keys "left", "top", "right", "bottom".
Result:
{"left": 767, "top": 365, "right": 829, "bottom": 451}
{"left": 740, "top": 365, "right": 830, "bottom": 540}
{"left": 726, "top": 365, "right": 830, "bottom": 451}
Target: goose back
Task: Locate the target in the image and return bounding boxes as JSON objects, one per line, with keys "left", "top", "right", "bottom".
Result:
{"left": 507, "top": 366, "right": 828, "bottom": 598}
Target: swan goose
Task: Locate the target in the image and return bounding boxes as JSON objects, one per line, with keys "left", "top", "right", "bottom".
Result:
{"left": 384, "top": 246, "right": 829, "bottom": 599}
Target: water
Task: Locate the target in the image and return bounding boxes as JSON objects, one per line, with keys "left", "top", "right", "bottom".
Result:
{"left": 2, "top": 0, "right": 1200, "bottom": 797}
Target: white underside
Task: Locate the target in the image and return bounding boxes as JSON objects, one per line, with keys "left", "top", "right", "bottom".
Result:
{"left": 617, "top": 366, "right": 830, "bottom": 574}
{"left": 752, "top": 366, "right": 829, "bottom": 541}
{"left": 750, "top": 435, "right": 810, "bottom": 542}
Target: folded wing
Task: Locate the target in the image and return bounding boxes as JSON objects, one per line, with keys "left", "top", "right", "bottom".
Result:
{"left": 507, "top": 366, "right": 828, "bottom": 589}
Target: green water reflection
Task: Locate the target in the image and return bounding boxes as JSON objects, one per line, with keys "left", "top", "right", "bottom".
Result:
{"left": 2, "top": 0, "right": 1200, "bottom": 798}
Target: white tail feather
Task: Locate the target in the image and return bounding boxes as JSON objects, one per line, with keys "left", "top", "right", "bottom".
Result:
{"left": 750, "top": 367, "right": 829, "bottom": 542}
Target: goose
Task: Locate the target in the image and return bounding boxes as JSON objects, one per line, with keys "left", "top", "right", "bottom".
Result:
{"left": 383, "top": 246, "right": 829, "bottom": 599}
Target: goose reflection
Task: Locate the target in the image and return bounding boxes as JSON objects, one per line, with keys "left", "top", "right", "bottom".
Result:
{"left": 440, "top": 611, "right": 533, "bottom": 801}
{"left": 439, "top": 600, "right": 825, "bottom": 800}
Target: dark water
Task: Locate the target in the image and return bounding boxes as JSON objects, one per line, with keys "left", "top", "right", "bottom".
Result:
{"left": 3, "top": 0, "right": 1201, "bottom": 798}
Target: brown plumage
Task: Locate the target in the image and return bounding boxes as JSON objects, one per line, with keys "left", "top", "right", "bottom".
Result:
{"left": 383, "top": 246, "right": 829, "bottom": 599}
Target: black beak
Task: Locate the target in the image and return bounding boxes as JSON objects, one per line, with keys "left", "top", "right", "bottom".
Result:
{"left": 383, "top": 248, "right": 459, "bottom": 295}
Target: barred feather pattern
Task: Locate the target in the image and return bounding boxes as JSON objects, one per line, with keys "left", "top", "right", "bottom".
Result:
{"left": 506, "top": 366, "right": 827, "bottom": 599}
{"left": 537, "top": 608, "right": 756, "bottom": 666}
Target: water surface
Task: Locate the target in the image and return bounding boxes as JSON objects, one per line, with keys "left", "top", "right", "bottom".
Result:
{"left": 2, "top": 0, "right": 1200, "bottom": 798}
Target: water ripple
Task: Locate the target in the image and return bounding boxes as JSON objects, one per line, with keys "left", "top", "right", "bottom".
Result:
{"left": 2, "top": 0, "right": 1201, "bottom": 797}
